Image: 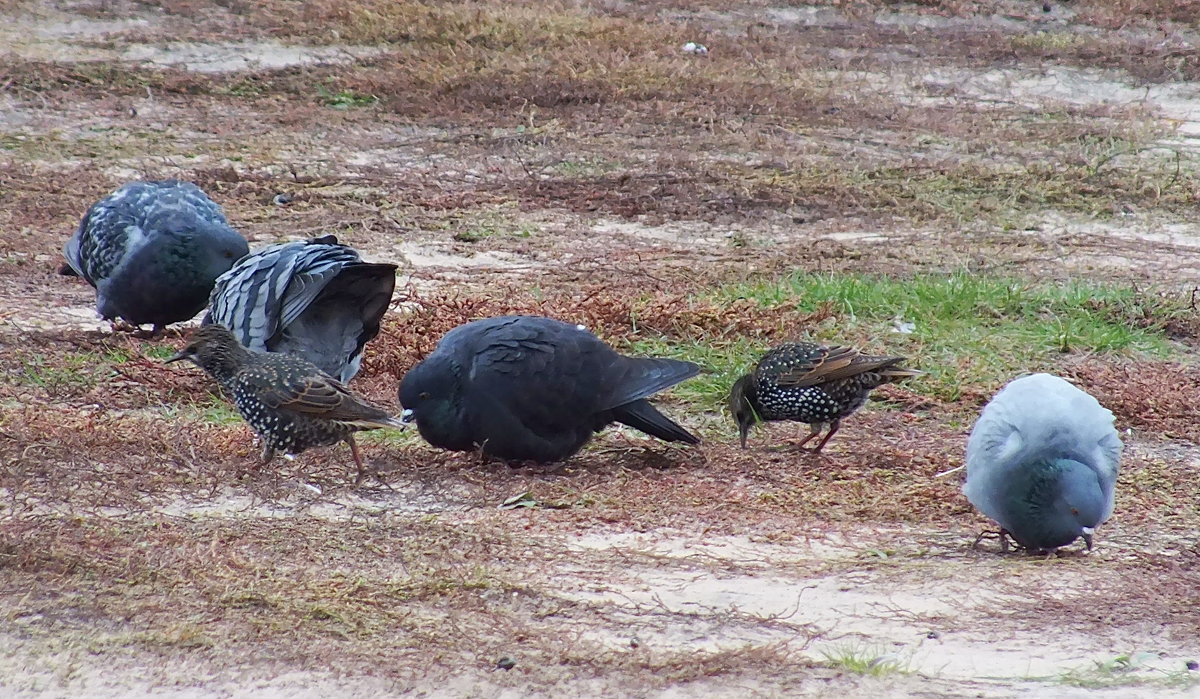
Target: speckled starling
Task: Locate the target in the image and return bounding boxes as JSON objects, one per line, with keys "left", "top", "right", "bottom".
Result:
{"left": 729, "top": 342, "right": 920, "bottom": 451}
{"left": 166, "top": 324, "right": 404, "bottom": 479}
{"left": 62, "top": 180, "right": 250, "bottom": 335}
{"left": 398, "top": 315, "right": 701, "bottom": 462}
{"left": 205, "top": 234, "right": 397, "bottom": 383}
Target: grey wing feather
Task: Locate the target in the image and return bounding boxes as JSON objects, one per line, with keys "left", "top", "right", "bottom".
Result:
{"left": 209, "top": 240, "right": 360, "bottom": 351}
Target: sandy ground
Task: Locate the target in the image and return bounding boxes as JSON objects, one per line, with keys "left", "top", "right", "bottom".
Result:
{"left": 2, "top": 0, "right": 1200, "bottom": 696}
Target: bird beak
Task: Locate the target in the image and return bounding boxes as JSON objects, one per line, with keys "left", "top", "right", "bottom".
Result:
{"left": 400, "top": 408, "right": 415, "bottom": 424}
{"left": 164, "top": 350, "right": 189, "bottom": 364}
{"left": 1081, "top": 527, "right": 1095, "bottom": 551}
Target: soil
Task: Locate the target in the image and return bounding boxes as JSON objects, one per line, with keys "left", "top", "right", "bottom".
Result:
{"left": 2, "top": 1, "right": 1200, "bottom": 697}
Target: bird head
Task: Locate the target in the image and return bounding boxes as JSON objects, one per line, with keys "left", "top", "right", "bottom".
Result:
{"left": 728, "top": 374, "right": 760, "bottom": 449}
{"left": 1003, "top": 458, "right": 1110, "bottom": 552}
{"left": 165, "top": 324, "right": 248, "bottom": 380}
{"left": 397, "top": 357, "right": 468, "bottom": 445}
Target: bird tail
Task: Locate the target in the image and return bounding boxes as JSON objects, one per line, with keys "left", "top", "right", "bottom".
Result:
{"left": 613, "top": 399, "right": 700, "bottom": 444}
{"left": 879, "top": 366, "right": 924, "bottom": 383}
{"left": 345, "top": 415, "right": 407, "bottom": 431}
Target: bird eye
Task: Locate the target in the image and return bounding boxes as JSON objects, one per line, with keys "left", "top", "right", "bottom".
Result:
{"left": 1070, "top": 508, "right": 1079, "bottom": 515}
{"left": 419, "top": 392, "right": 430, "bottom": 400}
{"left": 224, "top": 251, "right": 234, "bottom": 259}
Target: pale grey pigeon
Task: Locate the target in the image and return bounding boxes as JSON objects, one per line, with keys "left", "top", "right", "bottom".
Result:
{"left": 964, "top": 373, "right": 1121, "bottom": 553}
{"left": 204, "top": 235, "right": 397, "bottom": 383}
{"left": 62, "top": 180, "right": 250, "bottom": 335}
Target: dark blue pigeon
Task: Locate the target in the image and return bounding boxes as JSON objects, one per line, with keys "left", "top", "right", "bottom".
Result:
{"left": 399, "top": 315, "right": 701, "bottom": 463}
{"left": 62, "top": 180, "right": 249, "bottom": 335}
{"left": 965, "top": 373, "right": 1122, "bottom": 553}
{"left": 205, "top": 235, "right": 397, "bottom": 383}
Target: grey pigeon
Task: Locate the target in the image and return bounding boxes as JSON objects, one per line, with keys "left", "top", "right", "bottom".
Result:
{"left": 63, "top": 180, "right": 250, "bottom": 334}
{"left": 166, "top": 324, "right": 405, "bottom": 481}
{"left": 964, "top": 373, "right": 1121, "bottom": 553}
{"left": 730, "top": 342, "right": 920, "bottom": 451}
{"left": 399, "top": 315, "right": 700, "bottom": 462}
{"left": 205, "top": 235, "right": 397, "bottom": 383}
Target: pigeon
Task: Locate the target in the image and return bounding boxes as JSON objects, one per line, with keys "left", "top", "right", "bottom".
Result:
{"left": 166, "top": 324, "right": 405, "bottom": 481}
{"left": 398, "top": 315, "right": 700, "bottom": 462}
{"left": 205, "top": 235, "right": 397, "bottom": 383}
{"left": 730, "top": 342, "right": 920, "bottom": 451}
{"left": 964, "top": 373, "right": 1121, "bottom": 553}
{"left": 62, "top": 180, "right": 250, "bottom": 335}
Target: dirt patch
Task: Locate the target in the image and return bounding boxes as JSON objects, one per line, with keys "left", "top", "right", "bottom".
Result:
{"left": 3, "top": 0, "right": 1200, "bottom": 696}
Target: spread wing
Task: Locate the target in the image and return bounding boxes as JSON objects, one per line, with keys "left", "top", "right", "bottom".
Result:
{"left": 208, "top": 237, "right": 360, "bottom": 351}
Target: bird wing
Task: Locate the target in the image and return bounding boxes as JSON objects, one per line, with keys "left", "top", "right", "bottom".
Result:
{"left": 64, "top": 182, "right": 160, "bottom": 283}
{"left": 771, "top": 345, "right": 907, "bottom": 388}
{"left": 245, "top": 367, "right": 396, "bottom": 424}
{"left": 208, "top": 239, "right": 360, "bottom": 351}
{"left": 458, "top": 316, "right": 698, "bottom": 426}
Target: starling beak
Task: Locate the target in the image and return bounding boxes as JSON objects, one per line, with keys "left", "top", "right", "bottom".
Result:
{"left": 398, "top": 315, "right": 700, "bottom": 463}
{"left": 167, "top": 324, "right": 405, "bottom": 482}
{"left": 730, "top": 342, "right": 920, "bottom": 452}
{"left": 62, "top": 180, "right": 249, "bottom": 333}
{"left": 205, "top": 235, "right": 397, "bottom": 383}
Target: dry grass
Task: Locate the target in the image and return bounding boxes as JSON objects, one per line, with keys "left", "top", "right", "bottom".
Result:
{"left": 3, "top": 0, "right": 1200, "bottom": 692}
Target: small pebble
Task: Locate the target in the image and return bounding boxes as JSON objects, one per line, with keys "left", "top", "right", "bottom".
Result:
{"left": 273, "top": 193, "right": 294, "bottom": 206}
{"left": 926, "top": 631, "right": 940, "bottom": 640}
{"left": 1187, "top": 660, "right": 1198, "bottom": 671}
{"left": 496, "top": 656, "right": 516, "bottom": 671}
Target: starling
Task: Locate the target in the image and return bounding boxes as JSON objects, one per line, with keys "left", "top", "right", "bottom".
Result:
{"left": 205, "top": 235, "right": 397, "bottom": 383}
{"left": 729, "top": 342, "right": 920, "bottom": 451}
{"left": 965, "top": 373, "right": 1121, "bottom": 553}
{"left": 166, "top": 324, "right": 404, "bottom": 480}
{"left": 398, "top": 315, "right": 701, "bottom": 462}
{"left": 63, "top": 180, "right": 250, "bottom": 335}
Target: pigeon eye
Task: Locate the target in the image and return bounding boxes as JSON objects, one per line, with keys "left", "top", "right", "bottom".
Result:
{"left": 419, "top": 392, "right": 430, "bottom": 400}
{"left": 1071, "top": 508, "right": 1079, "bottom": 516}
{"left": 224, "top": 251, "right": 234, "bottom": 259}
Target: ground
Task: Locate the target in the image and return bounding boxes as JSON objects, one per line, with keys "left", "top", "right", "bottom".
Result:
{"left": 2, "top": 0, "right": 1200, "bottom": 696}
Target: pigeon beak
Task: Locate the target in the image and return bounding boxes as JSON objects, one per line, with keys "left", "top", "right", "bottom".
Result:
{"left": 1081, "top": 527, "right": 1095, "bottom": 551}
{"left": 400, "top": 408, "right": 415, "bottom": 424}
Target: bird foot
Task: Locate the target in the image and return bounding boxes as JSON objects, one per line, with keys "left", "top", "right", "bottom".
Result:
{"left": 971, "top": 528, "right": 1016, "bottom": 552}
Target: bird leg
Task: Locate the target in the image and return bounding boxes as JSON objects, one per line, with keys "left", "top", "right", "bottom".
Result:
{"left": 348, "top": 436, "right": 368, "bottom": 485}
{"left": 811, "top": 420, "right": 840, "bottom": 453}
{"left": 972, "top": 528, "right": 1015, "bottom": 553}
{"left": 790, "top": 423, "right": 822, "bottom": 450}
{"left": 347, "top": 436, "right": 390, "bottom": 488}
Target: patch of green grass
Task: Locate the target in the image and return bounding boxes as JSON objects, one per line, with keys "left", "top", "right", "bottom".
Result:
{"left": 1011, "top": 31, "right": 1087, "bottom": 52}
{"left": 630, "top": 272, "right": 1186, "bottom": 409}
{"left": 317, "top": 85, "right": 378, "bottom": 109}
{"left": 141, "top": 345, "right": 178, "bottom": 361}
{"left": 1052, "top": 652, "right": 1200, "bottom": 689}
{"left": 17, "top": 352, "right": 103, "bottom": 394}
{"left": 819, "top": 643, "right": 909, "bottom": 677}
